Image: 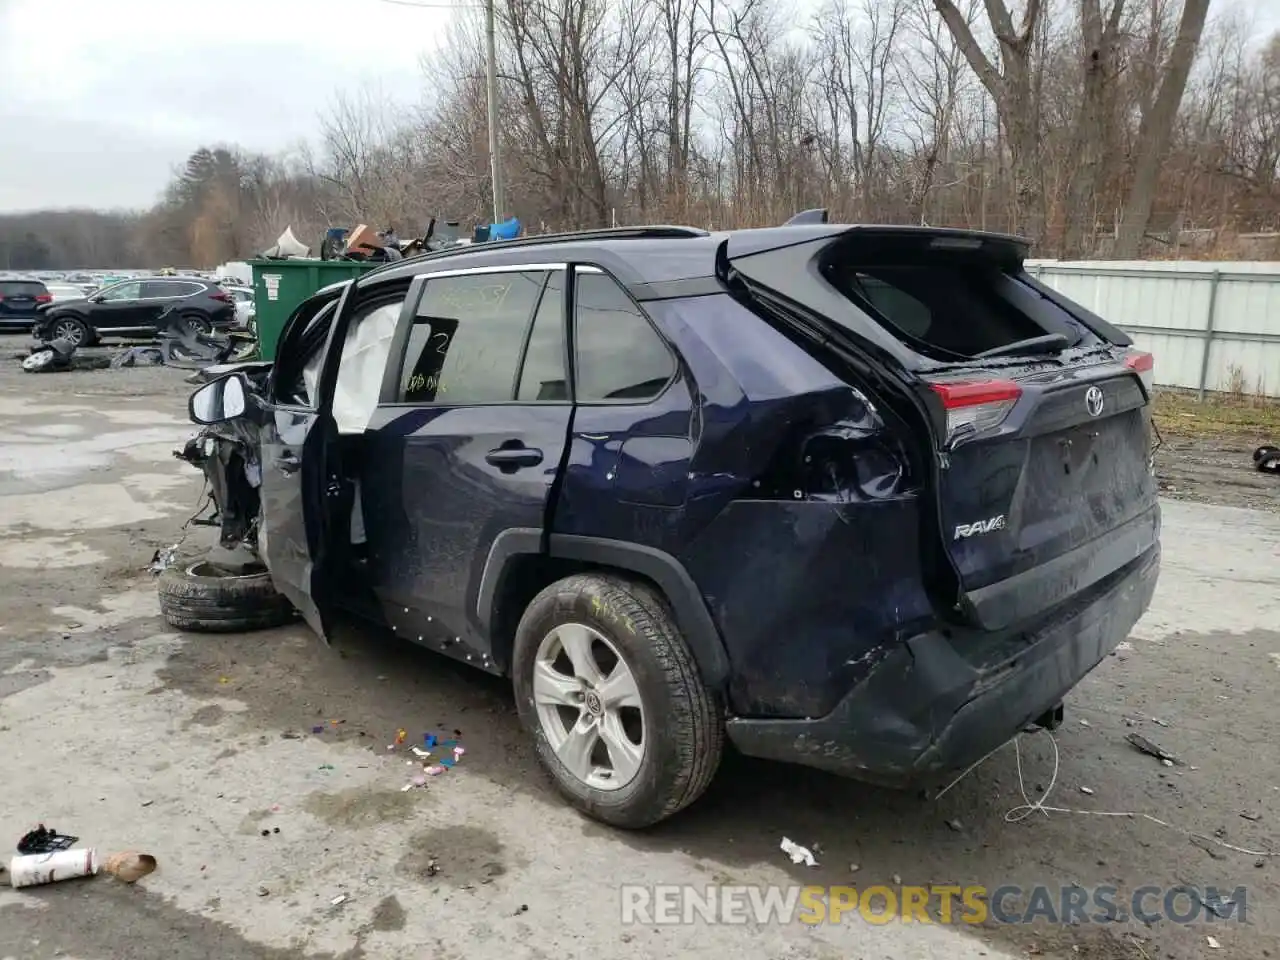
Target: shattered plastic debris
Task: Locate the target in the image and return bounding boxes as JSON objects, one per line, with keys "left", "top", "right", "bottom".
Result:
{"left": 780, "top": 837, "right": 818, "bottom": 867}
{"left": 18, "top": 826, "right": 77, "bottom": 855}
{"left": 148, "top": 544, "right": 178, "bottom": 575}
{"left": 1125, "top": 732, "right": 1180, "bottom": 765}
{"left": 410, "top": 747, "right": 431, "bottom": 759}
{"left": 1207, "top": 935, "right": 1221, "bottom": 948}
{"left": 312, "top": 725, "right": 325, "bottom": 734}
{"left": 1079, "top": 786, "right": 1095, "bottom": 796}
{"left": 330, "top": 894, "right": 349, "bottom": 906}
{"left": 396, "top": 730, "right": 408, "bottom": 745}
{"left": 424, "top": 733, "right": 438, "bottom": 748}
{"left": 424, "top": 765, "right": 446, "bottom": 776}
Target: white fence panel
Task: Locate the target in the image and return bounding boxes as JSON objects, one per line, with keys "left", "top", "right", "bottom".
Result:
{"left": 1026, "top": 260, "right": 1280, "bottom": 397}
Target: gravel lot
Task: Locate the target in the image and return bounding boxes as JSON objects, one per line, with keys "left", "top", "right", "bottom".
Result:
{"left": 0, "top": 355, "right": 1276, "bottom": 960}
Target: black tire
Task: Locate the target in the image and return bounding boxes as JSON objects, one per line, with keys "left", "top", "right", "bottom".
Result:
{"left": 158, "top": 560, "right": 296, "bottom": 633}
{"left": 512, "top": 573, "right": 724, "bottom": 829}
{"left": 49, "top": 316, "right": 89, "bottom": 347}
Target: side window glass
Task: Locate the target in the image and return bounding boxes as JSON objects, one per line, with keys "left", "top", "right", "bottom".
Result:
{"left": 573, "top": 272, "right": 675, "bottom": 401}
{"left": 140, "top": 281, "right": 170, "bottom": 299}
{"left": 397, "top": 271, "right": 545, "bottom": 404}
{"left": 100, "top": 281, "right": 142, "bottom": 301}
{"left": 516, "top": 272, "right": 567, "bottom": 401}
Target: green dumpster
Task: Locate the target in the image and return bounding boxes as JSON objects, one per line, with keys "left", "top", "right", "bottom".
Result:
{"left": 250, "top": 259, "right": 382, "bottom": 360}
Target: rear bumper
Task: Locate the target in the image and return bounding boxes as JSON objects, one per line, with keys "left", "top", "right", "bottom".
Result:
{"left": 725, "top": 543, "right": 1160, "bottom": 786}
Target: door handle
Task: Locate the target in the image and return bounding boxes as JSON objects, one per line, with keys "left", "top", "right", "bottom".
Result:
{"left": 485, "top": 446, "right": 543, "bottom": 470}
{"left": 275, "top": 453, "right": 301, "bottom": 474}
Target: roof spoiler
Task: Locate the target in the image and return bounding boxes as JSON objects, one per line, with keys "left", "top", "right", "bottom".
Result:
{"left": 784, "top": 208, "right": 829, "bottom": 226}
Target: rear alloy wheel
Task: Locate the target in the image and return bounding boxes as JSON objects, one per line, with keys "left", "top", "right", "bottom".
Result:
{"left": 182, "top": 313, "right": 212, "bottom": 335}
{"left": 158, "top": 560, "right": 296, "bottom": 633}
{"left": 512, "top": 573, "right": 724, "bottom": 828}
{"left": 50, "top": 317, "right": 89, "bottom": 346}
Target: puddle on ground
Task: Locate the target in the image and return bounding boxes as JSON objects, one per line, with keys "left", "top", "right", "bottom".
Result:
{"left": 302, "top": 785, "right": 424, "bottom": 828}
{"left": 51, "top": 588, "right": 161, "bottom": 632}
{"left": 0, "top": 427, "right": 191, "bottom": 486}
{"left": 397, "top": 825, "right": 510, "bottom": 888}
{"left": 0, "top": 536, "right": 108, "bottom": 569}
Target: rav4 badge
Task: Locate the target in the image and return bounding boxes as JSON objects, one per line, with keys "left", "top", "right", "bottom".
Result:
{"left": 953, "top": 515, "right": 1007, "bottom": 540}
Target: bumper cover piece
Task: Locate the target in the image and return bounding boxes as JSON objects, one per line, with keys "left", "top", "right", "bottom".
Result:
{"left": 725, "top": 544, "right": 1159, "bottom": 786}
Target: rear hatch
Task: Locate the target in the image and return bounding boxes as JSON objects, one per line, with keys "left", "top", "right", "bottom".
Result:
{"left": 0, "top": 280, "right": 51, "bottom": 318}
{"left": 726, "top": 226, "right": 1159, "bottom": 632}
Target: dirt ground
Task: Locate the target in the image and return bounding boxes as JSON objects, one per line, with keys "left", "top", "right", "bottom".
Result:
{"left": 0, "top": 355, "right": 1277, "bottom": 960}
{"left": 1152, "top": 390, "right": 1280, "bottom": 512}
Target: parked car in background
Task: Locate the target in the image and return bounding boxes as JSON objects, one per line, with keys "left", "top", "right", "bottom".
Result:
{"left": 0, "top": 278, "right": 51, "bottom": 332}
{"left": 45, "top": 283, "right": 90, "bottom": 302}
{"left": 220, "top": 284, "right": 256, "bottom": 328}
{"left": 172, "top": 219, "right": 1161, "bottom": 829}
{"left": 34, "top": 276, "right": 236, "bottom": 346}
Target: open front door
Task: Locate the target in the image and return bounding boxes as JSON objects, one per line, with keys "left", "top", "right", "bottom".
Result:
{"left": 257, "top": 287, "right": 350, "bottom": 642}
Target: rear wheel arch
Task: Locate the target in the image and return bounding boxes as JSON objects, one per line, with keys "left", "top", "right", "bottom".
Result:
{"left": 476, "top": 530, "right": 731, "bottom": 688}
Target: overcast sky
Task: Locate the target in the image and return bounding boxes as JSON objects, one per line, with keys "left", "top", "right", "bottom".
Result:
{"left": 0, "top": 0, "right": 455, "bottom": 212}
{"left": 2, "top": 0, "right": 1278, "bottom": 215}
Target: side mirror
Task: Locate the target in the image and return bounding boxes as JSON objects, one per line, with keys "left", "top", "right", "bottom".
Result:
{"left": 189, "top": 373, "right": 249, "bottom": 424}
{"left": 88, "top": 295, "right": 103, "bottom": 303}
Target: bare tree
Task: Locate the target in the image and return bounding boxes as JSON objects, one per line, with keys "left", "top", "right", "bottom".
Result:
{"left": 1113, "top": 0, "right": 1212, "bottom": 255}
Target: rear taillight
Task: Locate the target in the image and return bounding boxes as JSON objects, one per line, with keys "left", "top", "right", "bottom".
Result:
{"left": 930, "top": 379, "right": 1022, "bottom": 443}
{"left": 1124, "top": 350, "right": 1154, "bottom": 395}
{"left": 35, "top": 293, "right": 52, "bottom": 303}
{"left": 209, "top": 291, "right": 232, "bottom": 303}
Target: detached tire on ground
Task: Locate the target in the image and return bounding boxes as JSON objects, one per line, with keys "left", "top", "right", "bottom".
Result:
{"left": 158, "top": 561, "right": 296, "bottom": 633}
{"left": 512, "top": 572, "right": 725, "bottom": 829}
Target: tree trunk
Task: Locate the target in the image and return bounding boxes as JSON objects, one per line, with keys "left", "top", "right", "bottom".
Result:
{"left": 1113, "top": 0, "right": 1211, "bottom": 258}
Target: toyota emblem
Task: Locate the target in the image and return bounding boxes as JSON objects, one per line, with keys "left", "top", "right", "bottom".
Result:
{"left": 1085, "top": 385, "right": 1105, "bottom": 417}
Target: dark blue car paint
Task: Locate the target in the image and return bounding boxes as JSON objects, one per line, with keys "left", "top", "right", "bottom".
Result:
{"left": 247, "top": 225, "right": 1159, "bottom": 788}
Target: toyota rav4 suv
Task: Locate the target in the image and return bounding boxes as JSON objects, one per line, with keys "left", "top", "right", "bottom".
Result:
{"left": 179, "top": 218, "right": 1160, "bottom": 828}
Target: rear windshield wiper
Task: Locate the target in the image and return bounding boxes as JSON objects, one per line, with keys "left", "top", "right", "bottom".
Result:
{"left": 973, "top": 332, "right": 1070, "bottom": 360}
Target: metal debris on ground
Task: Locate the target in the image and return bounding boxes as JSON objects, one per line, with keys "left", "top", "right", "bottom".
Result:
{"left": 330, "top": 894, "right": 349, "bottom": 906}
{"left": 1125, "top": 732, "right": 1180, "bottom": 765}
{"left": 780, "top": 837, "right": 818, "bottom": 867}
{"left": 148, "top": 543, "right": 180, "bottom": 574}
{"left": 1079, "top": 786, "right": 1095, "bottom": 796}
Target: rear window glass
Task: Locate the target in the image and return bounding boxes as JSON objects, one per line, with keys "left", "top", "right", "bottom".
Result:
{"left": 0, "top": 281, "right": 48, "bottom": 296}
{"left": 830, "top": 265, "right": 1050, "bottom": 360}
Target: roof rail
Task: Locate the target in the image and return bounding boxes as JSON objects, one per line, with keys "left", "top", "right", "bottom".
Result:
{"left": 784, "top": 208, "right": 829, "bottom": 225}
{"left": 371, "top": 225, "right": 710, "bottom": 275}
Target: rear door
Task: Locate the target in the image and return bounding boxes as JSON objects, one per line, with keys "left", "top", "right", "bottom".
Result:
{"left": 359, "top": 265, "right": 573, "bottom": 666}
{"left": 729, "top": 228, "right": 1158, "bottom": 631}
{"left": 257, "top": 288, "right": 347, "bottom": 640}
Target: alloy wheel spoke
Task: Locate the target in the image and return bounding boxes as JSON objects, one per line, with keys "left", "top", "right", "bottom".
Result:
{"left": 599, "top": 712, "right": 643, "bottom": 784}
{"left": 556, "top": 713, "right": 599, "bottom": 781}
{"left": 597, "top": 662, "right": 641, "bottom": 709}
{"left": 557, "top": 624, "right": 604, "bottom": 686}
{"left": 532, "top": 659, "right": 580, "bottom": 707}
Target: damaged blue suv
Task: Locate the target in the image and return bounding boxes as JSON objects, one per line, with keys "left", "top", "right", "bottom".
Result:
{"left": 177, "top": 216, "right": 1160, "bottom": 827}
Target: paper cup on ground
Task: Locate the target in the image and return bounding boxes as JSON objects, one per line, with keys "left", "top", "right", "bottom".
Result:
{"left": 102, "top": 851, "right": 157, "bottom": 883}
{"left": 9, "top": 848, "right": 99, "bottom": 888}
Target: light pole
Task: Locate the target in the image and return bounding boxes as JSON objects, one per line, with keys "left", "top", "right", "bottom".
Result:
{"left": 378, "top": 0, "right": 504, "bottom": 225}
{"left": 484, "top": 0, "right": 505, "bottom": 224}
